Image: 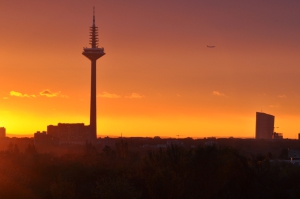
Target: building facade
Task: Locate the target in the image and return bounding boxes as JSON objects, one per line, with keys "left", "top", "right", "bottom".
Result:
{"left": 47, "top": 123, "right": 91, "bottom": 144}
{"left": 255, "top": 112, "right": 274, "bottom": 139}
{"left": 0, "top": 127, "right": 6, "bottom": 138}
{"left": 34, "top": 131, "right": 59, "bottom": 145}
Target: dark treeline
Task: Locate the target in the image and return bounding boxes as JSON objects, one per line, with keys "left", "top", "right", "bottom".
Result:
{"left": 0, "top": 142, "right": 300, "bottom": 199}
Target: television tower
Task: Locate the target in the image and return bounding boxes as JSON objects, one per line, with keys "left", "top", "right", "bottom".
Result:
{"left": 82, "top": 7, "right": 105, "bottom": 140}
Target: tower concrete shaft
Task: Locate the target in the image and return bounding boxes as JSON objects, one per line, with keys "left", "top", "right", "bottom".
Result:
{"left": 82, "top": 8, "right": 105, "bottom": 140}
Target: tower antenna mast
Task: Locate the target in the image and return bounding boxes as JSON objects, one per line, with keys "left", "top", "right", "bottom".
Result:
{"left": 82, "top": 7, "right": 105, "bottom": 141}
{"left": 93, "top": 6, "right": 95, "bottom": 26}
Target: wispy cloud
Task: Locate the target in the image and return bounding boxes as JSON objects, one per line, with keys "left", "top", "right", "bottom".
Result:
{"left": 125, "top": 93, "right": 145, "bottom": 99}
{"left": 8, "top": 90, "right": 67, "bottom": 99}
{"left": 98, "top": 92, "right": 144, "bottom": 99}
{"left": 39, "top": 89, "right": 60, "bottom": 97}
{"left": 61, "top": 95, "right": 69, "bottom": 98}
{"left": 3, "top": 97, "right": 8, "bottom": 100}
{"left": 269, "top": 104, "right": 280, "bottom": 108}
{"left": 98, "top": 92, "right": 121, "bottom": 99}
{"left": 10, "top": 91, "right": 35, "bottom": 98}
{"left": 10, "top": 91, "right": 25, "bottom": 97}
{"left": 212, "top": 91, "right": 225, "bottom": 96}
{"left": 278, "top": 95, "right": 287, "bottom": 98}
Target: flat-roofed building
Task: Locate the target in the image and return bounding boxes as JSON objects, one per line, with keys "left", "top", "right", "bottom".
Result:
{"left": 0, "top": 127, "right": 6, "bottom": 138}
{"left": 273, "top": 132, "right": 283, "bottom": 139}
{"left": 255, "top": 112, "right": 274, "bottom": 139}
{"left": 47, "top": 123, "right": 91, "bottom": 144}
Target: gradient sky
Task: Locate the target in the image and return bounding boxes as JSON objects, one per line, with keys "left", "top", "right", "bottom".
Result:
{"left": 1, "top": 0, "right": 300, "bottom": 138}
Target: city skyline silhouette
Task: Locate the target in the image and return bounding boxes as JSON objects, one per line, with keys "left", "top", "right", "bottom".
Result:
{"left": 1, "top": 1, "right": 300, "bottom": 139}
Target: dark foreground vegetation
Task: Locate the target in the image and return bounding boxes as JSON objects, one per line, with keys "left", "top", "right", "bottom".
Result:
{"left": 0, "top": 142, "right": 300, "bottom": 199}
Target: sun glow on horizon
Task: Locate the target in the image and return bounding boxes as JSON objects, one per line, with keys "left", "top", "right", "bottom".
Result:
{"left": 1, "top": 1, "right": 300, "bottom": 139}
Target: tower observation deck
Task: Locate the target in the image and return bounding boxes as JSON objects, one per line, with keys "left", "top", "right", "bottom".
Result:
{"left": 82, "top": 7, "right": 105, "bottom": 141}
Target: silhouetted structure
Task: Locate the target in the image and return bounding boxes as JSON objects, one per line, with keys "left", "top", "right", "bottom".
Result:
{"left": 255, "top": 112, "right": 274, "bottom": 139}
{"left": 82, "top": 7, "right": 105, "bottom": 141}
{"left": 0, "top": 127, "right": 6, "bottom": 138}
{"left": 98, "top": 136, "right": 115, "bottom": 147}
{"left": 34, "top": 131, "right": 58, "bottom": 145}
{"left": 298, "top": 133, "right": 300, "bottom": 140}
{"left": 47, "top": 123, "right": 90, "bottom": 144}
{"left": 273, "top": 132, "right": 283, "bottom": 139}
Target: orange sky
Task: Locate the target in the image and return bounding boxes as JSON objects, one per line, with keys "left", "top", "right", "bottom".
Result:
{"left": 1, "top": 0, "right": 300, "bottom": 138}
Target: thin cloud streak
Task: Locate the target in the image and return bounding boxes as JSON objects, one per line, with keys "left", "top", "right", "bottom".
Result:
{"left": 125, "top": 93, "right": 145, "bottom": 99}
{"left": 278, "top": 95, "right": 287, "bottom": 98}
{"left": 98, "top": 92, "right": 144, "bottom": 99}
{"left": 39, "top": 89, "right": 64, "bottom": 98}
{"left": 10, "top": 91, "right": 35, "bottom": 98}
{"left": 212, "top": 91, "right": 225, "bottom": 97}
{"left": 269, "top": 104, "right": 280, "bottom": 108}
{"left": 9, "top": 90, "right": 67, "bottom": 98}
{"left": 98, "top": 92, "right": 121, "bottom": 99}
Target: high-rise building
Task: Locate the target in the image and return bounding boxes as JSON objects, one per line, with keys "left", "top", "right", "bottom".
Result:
{"left": 255, "top": 112, "right": 274, "bottom": 139}
{"left": 82, "top": 7, "right": 105, "bottom": 140}
{"left": 0, "top": 127, "right": 6, "bottom": 138}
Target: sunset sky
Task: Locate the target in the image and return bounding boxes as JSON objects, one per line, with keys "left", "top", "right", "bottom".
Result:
{"left": 1, "top": 0, "right": 300, "bottom": 138}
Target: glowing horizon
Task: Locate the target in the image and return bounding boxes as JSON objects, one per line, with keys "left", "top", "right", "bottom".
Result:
{"left": 1, "top": 1, "right": 300, "bottom": 139}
